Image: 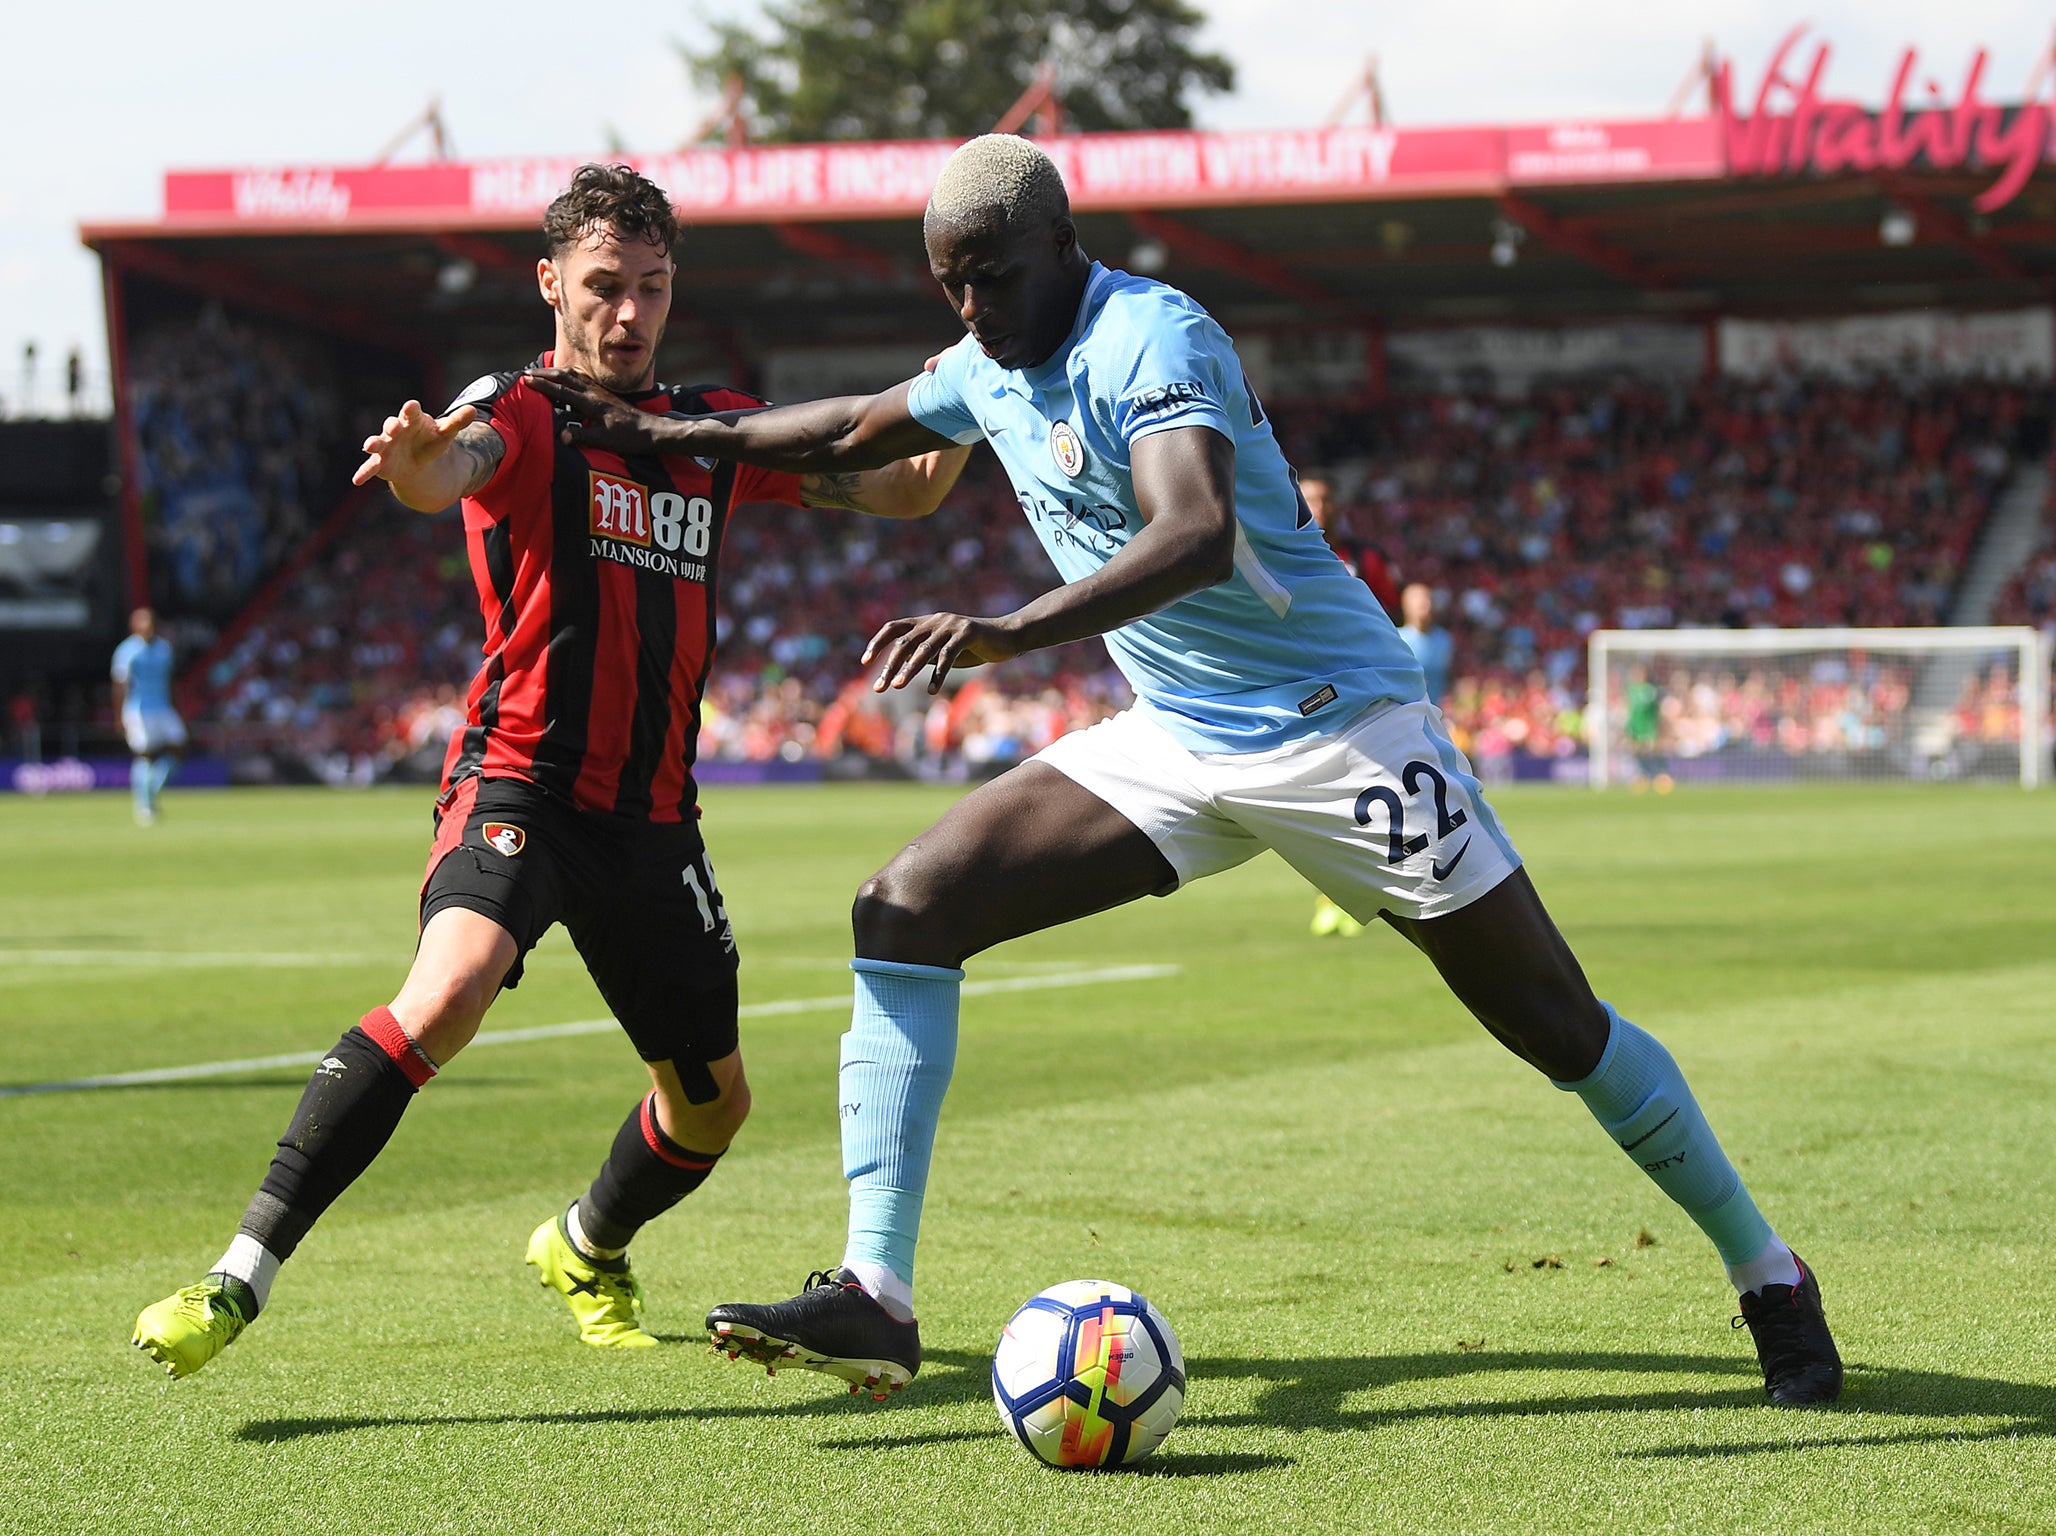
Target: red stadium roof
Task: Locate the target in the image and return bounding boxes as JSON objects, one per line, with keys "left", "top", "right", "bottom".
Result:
{"left": 76, "top": 31, "right": 2056, "bottom": 611}
{"left": 75, "top": 31, "right": 2056, "bottom": 354}
{"left": 83, "top": 31, "right": 2056, "bottom": 237}
{"left": 124, "top": 118, "right": 1724, "bottom": 236}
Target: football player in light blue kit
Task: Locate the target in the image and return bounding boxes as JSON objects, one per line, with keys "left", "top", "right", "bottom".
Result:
{"left": 529, "top": 135, "right": 1842, "bottom": 1409}
{"left": 110, "top": 607, "right": 186, "bottom": 825}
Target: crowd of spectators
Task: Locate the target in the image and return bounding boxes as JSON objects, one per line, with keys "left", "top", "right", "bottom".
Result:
{"left": 177, "top": 373, "right": 2043, "bottom": 781}
{"left": 131, "top": 306, "right": 347, "bottom": 619}
{"left": 1990, "top": 453, "right": 2056, "bottom": 730}
{"left": 189, "top": 453, "right": 1135, "bottom": 781}
{"left": 195, "top": 504, "right": 476, "bottom": 780}
{"left": 1591, "top": 657, "right": 1920, "bottom": 777}
{"left": 1993, "top": 449, "right": 2056, "bottom": 638}
{"left": 1597, "top": 658, "right": 2021, "bottom": 779}
{"left": 1999, "top": 543, "right": 2056, "bottom": 634}
{"left": 1302, "top": 378, "right": 2029, "bottom": 765}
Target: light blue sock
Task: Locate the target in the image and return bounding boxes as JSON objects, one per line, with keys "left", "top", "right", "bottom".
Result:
{"left": 147, "top": 755, "right": 176, "bottom": 807}
{"left": 840, "top": 959, "right": 963, "bottom": 1289}
{"left": 131, "top": 757, "right": 150, "bottom": 817}
{"left": 1555, "top": 1004, "right": 1778, "bottom": 1267}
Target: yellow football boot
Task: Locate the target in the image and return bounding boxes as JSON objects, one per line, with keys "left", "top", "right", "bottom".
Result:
{"left": 1310, "top": 895, "right": 1363, "bottom": 938}
{"left": 132, "top": 1280, "right": 250, "bottom": 1378}
{"left": 526, "top": 1214, "right": 657, "bottom": 1348}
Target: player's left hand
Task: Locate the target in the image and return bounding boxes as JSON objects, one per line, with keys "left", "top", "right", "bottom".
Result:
{"left": 864, "top": 612, "right": 1022, "bottom": 694}
{"left": 525, "top": 367, "right": 663, "bottom": 453}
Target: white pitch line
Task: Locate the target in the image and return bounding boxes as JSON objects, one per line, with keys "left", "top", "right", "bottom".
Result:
{"left": 0, "top": 964, "right": 1179, "bottom": 1099}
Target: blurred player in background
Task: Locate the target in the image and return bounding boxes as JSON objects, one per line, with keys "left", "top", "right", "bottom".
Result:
{"left": 1624, "top": 665, "right": 1673, "bottom": 792}
{"left": 109, "top": 607, "right": 184, "bottom": 825}
{"left": 1398, "top": 583, "right": 1452, "bottom": 707}
{"left": 1304, "top": 474, "right": 1401, "bottom": 621}
{"left": 535, "top": 135, "right": 1842, "bottom": 1410}
{"left": 131, "top": 165, "right": 965, "bottom": 1379}
{"left": 1308, "top": 475, "right": 1401, "bottom": 935}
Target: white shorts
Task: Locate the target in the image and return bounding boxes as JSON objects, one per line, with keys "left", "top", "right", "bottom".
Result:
{"left": 1033, "top": 699, "right": 1522, "bottom": 923}
{"left": 122, "top": 705, "right": 187, "bottom": 757}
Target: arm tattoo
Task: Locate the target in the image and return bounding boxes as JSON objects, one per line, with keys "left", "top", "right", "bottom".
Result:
{"left": 799, "top": 470, "right": 873, "bottom": 512}
{"left": 451, "top": 422, "right": 507, "bottom": 497}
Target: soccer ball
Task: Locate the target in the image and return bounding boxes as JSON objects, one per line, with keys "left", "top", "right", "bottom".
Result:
{"left": 991, "top": 1279, "right": 1186, "bottom": 1469}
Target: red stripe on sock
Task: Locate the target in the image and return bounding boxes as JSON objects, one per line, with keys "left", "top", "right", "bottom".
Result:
{"left": 360, "top": 1006, "right": 437, "bottom": 1088}
{"left": 639, "top": 1094, "right": 717, "bottom": 1170}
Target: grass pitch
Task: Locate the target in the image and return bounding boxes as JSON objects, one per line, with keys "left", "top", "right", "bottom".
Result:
{"left": 2, "top": 781, "right": 2052, "bottom": 1534}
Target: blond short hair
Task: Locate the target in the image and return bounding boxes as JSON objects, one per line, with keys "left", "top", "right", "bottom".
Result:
{"left": 925, "top": 134, "right": 1069, "bottom": 236}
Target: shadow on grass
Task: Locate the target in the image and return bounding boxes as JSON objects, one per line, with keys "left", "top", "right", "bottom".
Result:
{"left": 1128, "top": 1452, "right": 1295, "bottom": 1477}
{"left": 1178, "top": 1349, "right": 2056, "bottom": 1457}
{"left": 0, "top": 1074, "right": 530, "bottom": 1099}
{"left": 235, "top": 1347, "right": 2056, "bottom": 1462}
{"left": 236, "top": 1348, "right": 1003, "bottom": 1445}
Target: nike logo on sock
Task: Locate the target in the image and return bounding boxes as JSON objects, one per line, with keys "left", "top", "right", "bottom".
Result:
{"left": 1431, "top": 839, "right": 1471, "bottom": 882}
{"left": 1619, "top": 1106, "right": 1680, "bottom": 1152}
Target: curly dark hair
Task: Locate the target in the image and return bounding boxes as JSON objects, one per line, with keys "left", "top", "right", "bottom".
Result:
{"left": 542, "top": 163, "right": 679, "bottom": 258}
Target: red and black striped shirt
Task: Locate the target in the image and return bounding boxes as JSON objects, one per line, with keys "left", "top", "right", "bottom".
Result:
{"left": 1333, "top": 540, "right": 1402, "bottom": 623}
{"left": 439, "top": 356, "right": 803, "bottom": 823}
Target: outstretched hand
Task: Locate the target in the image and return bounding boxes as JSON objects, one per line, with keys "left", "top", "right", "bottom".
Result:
{"left": 864, "top": 611, "right": 1022, "bottom": 694}
{"left": 353, "top": 400, "right": 474, "bottom": 488}
{"left": 524, "top": 367, "right": 663, "bottom": 453}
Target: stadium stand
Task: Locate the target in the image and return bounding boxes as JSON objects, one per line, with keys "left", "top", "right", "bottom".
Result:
{"left": 1994, "top": 456, "right": 2056, "bottom": 634}
{"left": 130, "top": 306, "right": 349, "bottom": 620}
{"left": 39, "top": 89, "right": 2055, "bottom": 788}
{"left": 1306, "top": 378, "right": 2030, "bottom": 769}
{"left": 177, "top": 376, "right": 2041, "bottom": 781}
{"left": 189, "top": 452, "right": 1131, "bottom": 781}
{"left": 1992, "top": 451, "right": 2056, "bottom": 722}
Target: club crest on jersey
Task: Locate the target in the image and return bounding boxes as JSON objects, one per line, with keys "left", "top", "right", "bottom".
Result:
{"left": 1049, "top": 419, "right": 1085, "bottom": 477}
{"left": 589, "top": 470, "right": 652, "bottom": 547}
{"left": 448, "top": 373, "right": 501, "bottom": 411}
{"left": 481, "top": 822, "right": 525, "bottom": 857}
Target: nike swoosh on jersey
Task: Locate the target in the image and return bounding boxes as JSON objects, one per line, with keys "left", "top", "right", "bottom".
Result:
{"left": 1431, "top": 839, "right": 1471, "bottom": 882}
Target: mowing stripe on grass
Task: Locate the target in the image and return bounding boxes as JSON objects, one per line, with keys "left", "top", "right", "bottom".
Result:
{"left": 0, "top": 950, "right": 1108, "bottom": 973}
{"left": 0, "top": 964, "right": 1179, "bottom": 1098}
{"left": 0, "top": 949, "right": 398, "bottom": 968}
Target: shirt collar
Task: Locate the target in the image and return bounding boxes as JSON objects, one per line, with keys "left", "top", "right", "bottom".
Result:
{"left": 534, "top": 348, "right": 667, "bottom": 404}
{"left": 1019, "top": 262, "right": 1111, "bottom": 387}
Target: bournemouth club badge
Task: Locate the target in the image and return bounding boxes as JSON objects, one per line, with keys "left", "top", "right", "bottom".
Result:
{"left": 1050, "top": 419, "right": 1084, "bottom": 477}
{"left": 482, "top": 822, "right": 525, "bottom": 857}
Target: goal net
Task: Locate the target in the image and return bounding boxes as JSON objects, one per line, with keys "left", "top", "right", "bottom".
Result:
{"left": 1587, "top": 627, "right": 2050, "bottom": 789}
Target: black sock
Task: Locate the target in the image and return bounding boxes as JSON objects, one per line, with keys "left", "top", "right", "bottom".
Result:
{"left": 237, "top": 1013, "right": 431, "bottom": 1260}
{"left": 576, "top": 1092, "right": 725, "bottom": 1253}
{"left": 205, "top": 1273, "right": 261, "bottom": 1321}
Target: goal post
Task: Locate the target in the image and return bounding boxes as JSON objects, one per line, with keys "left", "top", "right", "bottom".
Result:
{"left": 1587, "top": 627, "right": 2050, "bottom": 789}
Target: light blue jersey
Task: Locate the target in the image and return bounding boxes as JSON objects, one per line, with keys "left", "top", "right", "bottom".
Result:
{"left": 1402, "top": 625, "right": 1454, "bottom": 707}
{"left": 111, "top": 635, "right": 176, "bottom": 713}
{"left": 907, "top": 262, "right": 1423, "bottom": 752}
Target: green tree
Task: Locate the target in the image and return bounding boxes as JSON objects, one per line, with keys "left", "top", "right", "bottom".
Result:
{"left": 684, "top": 0, "right": 1235, "bottom": 142}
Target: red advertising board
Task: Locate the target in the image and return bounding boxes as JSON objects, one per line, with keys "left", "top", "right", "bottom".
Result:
{"left": 1718, "top": 27, "right": 2055, "bottom": 212}
{"left": 1504, "top": 119, "right": 1724, "bottom": 184}
{"left": 157, "top": 118, "right": 1721, "bottom": 232}
{"left": 148, "top": 29, "right": 2056, "bottom": 235}
{"left": 162, "top": 164, "right": 473, "bottom": 223}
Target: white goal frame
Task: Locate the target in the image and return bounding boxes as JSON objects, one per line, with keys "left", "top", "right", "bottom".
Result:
{"left": 1587, "top": 626, "right": 2050, "bottom": 790}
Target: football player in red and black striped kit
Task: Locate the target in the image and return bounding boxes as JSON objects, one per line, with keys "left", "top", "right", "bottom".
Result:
{"left": 1302, "top": 474, "right": 1401, "bottom": 623}
{"left": 132, "top": 164, "right": 968, "bottom": 1376}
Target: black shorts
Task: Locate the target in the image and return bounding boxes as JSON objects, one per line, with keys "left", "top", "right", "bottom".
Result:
{"left": 420, "top": 775, "right": 740, "bottom": 1066}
